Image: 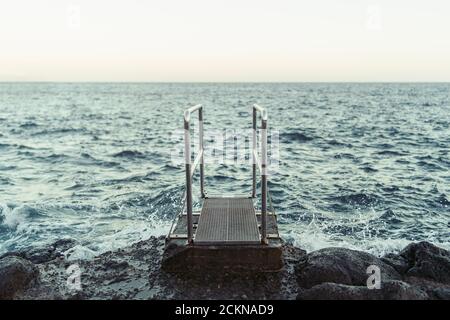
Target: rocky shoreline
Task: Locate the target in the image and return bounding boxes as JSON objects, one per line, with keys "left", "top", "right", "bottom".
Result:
{"left": 1, "top": 237, "right": 449, "bottom": 300}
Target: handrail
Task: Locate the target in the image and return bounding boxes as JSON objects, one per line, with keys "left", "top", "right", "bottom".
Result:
{"left": 167, "top": 188, "right": 187, "bottom": 239}
{"left": 184, "top": 104, "right": 205, "bottom": 244}
{"left": 252, "top": 104, "right": 268, "bottom": 244}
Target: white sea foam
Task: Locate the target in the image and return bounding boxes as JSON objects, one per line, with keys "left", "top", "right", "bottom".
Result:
{"left": 280, "top": 205, "right": 450, "bottom": 256}
{"left": 64, "top": 245, "right": 97, "bottom": 261}
{"left": 0, "top": 203, "right": 28, "bottom": 230}
{"left": 62, "top": 217, "right": 170, "bottom": 261}
{"left": 282, "top": 224, "right": 449, "bottom": 257}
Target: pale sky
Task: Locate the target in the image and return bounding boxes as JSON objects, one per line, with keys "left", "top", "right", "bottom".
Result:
{"left": 1, "top": 0, "right": 449, "bottom": 82}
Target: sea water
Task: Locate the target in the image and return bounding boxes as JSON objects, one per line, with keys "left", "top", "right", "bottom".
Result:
{"left": 0, "top": 83, "right": 449, "bottom": 258}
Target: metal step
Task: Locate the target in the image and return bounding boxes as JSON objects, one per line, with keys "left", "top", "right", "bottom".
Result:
{"left": 194, "top": 197, "right": 260, "bottom": 245}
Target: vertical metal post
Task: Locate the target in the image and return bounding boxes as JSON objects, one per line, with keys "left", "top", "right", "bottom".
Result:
{"left": 252, "top": 108, "right": 257, "bottom": 198}
{"left": 199, "top": 108, "right": 205, "bottom": 198}
{"left": 184, "top": 119, "right": 193, "bottom": 244}
{"left": 261, "top": 118, "right": 268, "bottom": 244}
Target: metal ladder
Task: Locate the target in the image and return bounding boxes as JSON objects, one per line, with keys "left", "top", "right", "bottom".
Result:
{"left": 182, "top": 104, "right": 269, "bottom": 245}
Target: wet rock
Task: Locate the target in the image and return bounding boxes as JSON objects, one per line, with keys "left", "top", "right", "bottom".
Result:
{"left": 0, "top": 239, "right": 77, "bottom": 264}
{"left": 431, "top": 287, "right": 450, "bottom": 300}
{"left": 295, "top": 247, "right": 402, "bottom": 288}
{"left": 104, "top": 259, "right": 129, "bottom": 270}
{"left": 297, "top": 280, "right": 429, "bottom": 300}
{"left": 382, "top": 242, "right": 450, "bottom": 284}
{"left": 11, "top": 237, "right": 450, "bottom": 300}
{"left": 381, "top": 253, "right": 410, "bottom": 274}
{"left": 383, "top": 272, "right": 450, "bottom": 300}
{"left": 0, "top": 256, "right": 39, "bottom": 299}
{"left": 398, "top": 241, "right": 450, "bottom": 283}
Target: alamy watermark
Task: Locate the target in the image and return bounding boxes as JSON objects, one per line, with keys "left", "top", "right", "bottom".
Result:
{"left": 366, "top": 265, "right": 381, "bottom": 289}
{"left": 366, "top": 4, "right": 383, "bottom": 31}
{"left": 67, "top": 4, "right": 81, "bottom": 30}
{"left": 66, "top": 264, "right": 82, "bottom": 291}
{"left": 170, "top": 128, "right": 280, "bottom": 175}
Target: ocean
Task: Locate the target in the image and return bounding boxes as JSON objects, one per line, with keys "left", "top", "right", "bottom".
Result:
{"left": 0, "top": 83, "right": 449, "bottom": 259}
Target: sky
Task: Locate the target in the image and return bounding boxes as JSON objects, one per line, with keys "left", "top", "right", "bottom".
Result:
{"left": 0, "top": 0, "right": 449, "bottom": 82}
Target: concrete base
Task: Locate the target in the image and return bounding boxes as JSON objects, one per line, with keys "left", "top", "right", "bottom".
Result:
{"left": 162, "top": 239, "right": 284, "bottom": 272}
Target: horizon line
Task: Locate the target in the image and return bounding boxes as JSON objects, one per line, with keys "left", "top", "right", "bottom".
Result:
{"left": 1, "top": 81, "right": 450, "bottom": 84}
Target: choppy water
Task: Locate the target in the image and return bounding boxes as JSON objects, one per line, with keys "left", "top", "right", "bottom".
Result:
{"left": 0, "top": 83, "right": 449, "bottom": 259}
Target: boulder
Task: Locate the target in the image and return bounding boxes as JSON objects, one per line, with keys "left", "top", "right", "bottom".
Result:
{"left": 297, "top": 280, "right": 429, "bottom": 300}
{"left": 381, "top": 253, "right": 410, "bottom": 274}
{"left": 0, "top": 256, "right": 39, "bottom": 299}
{"left": 295, "top": 247, "right": 402, "bottom": 288}
{"left": 398, "top": 242, "right": 450, "bottom": 283}
{"left": 0, "top": 239, "right": 76, "bottom": 264}
{"left": 393, "top": 269, "right": 450, "bottom": 300}
{"left": 431, "top": 287, "right": 450, "bottom": 300}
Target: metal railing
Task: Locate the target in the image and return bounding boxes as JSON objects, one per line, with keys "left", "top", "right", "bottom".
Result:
{"left": 181, "top": 104, "right": 269, "bottom": 245}
{"left": 252, "top": 104, "right": 268, "bottom": 244}
{"left": 184, "top": 104, "right": 205, "bottom": 244}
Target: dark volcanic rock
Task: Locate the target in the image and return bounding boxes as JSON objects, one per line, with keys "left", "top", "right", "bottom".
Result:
{"left": 431, "top": 287, "right": 450, "bottom": 300}
{"left": 399, "top": 241, "right": 450, "bottom": 283}
{"left": 383, "top": 242, "right": 450, "bottom": 284}
{"left": 0, "top": 239, "right": 76, "bottom": 264}
{"left": 297, "top": 280, "right": 429, "bottom": 300}
{"left": 296, "top": 242, "right": 450, "bottom": 300}
{"left": 17, "top": 237, "right": 305, "bottom": 300}
{"left": 381, "top": 253, "right": 410, "bottom": 274}
{"left": 0, "top": 256, "right": 39, "bottom": 299}
{"left": 295, "top": 247, "right": 402, "bottom": 288}
{"left": 12, "top": 237, "right": 450, "bottom": 300}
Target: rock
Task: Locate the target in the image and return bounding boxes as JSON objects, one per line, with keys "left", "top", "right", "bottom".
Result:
{"left": 295, "top": 247, "right": 402, "bottom": 289}
{"left": 297, "top": 280, "right": 429, "bottom": 300}
{"left": 10, "top": 237, "right": 450, "bottom": 300}
{"left": 397, "top": 275, "right": 450, "bottom": 300}
{"left": 0, "top": 239, "right": 76, "bottom": 264}
{"left": 382, "top": 241, "right": 450, "bottom": 283}
{"left": 398, "top": 241, "right": 450, "bottom": 284}
{"left": 0, "top": 256, "right": 39, "bottom": 299}
{"left": 431, "top": 287, "right": 450, "bottom": 300}
{"left": 381, "top": 253, "right": 410, "bottom": 274}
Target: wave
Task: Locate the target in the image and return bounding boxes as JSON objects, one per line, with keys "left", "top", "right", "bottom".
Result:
{"left": 112, "top": 150, "right": 146, "bottom": 159}
{"left": 64, "top": 183, "right": 85, "bottom": 190}
{"left": 282, "top": 213, "right": 450, "bottom": 257}
{"left": 375, "top": 150, "right": 407, "bottom": 156}
{"left": 437, "top": 194, "right": 450, "bottom": 207}
{"left": 103, "top": 171, "right": 161, "bottom": 185}
{"left": 0, "top": 177, "right": 14, "bottom": 185}
{"left": 330, "top": 193, "right": 378, "bottom": 207}
{"left": 333, "top": 153, "right": 356, "bottom": 160}
{"left": 327, "top": 139, "right": 352, "bottom": 147}
{"left": 0, "top": 164, "right": 17, "bottom": 171}
{"left": 32, "top": 153, "right": 70, "bottom": 163}
{"left": 162, "top": 163, "right": 180, "bottom": 171}
{"left": 109, "top": 185, "right": 185, "bottom": 220}
{"left": 79, "top": 153, "right": 121, "bottom": 168}
{"left": 379, "top": 209, "right": 403, "bottom": 224}
{"left": 0, "top": 203, "right": 41, "bottom": 231}
{"left": 281, "top": 131, "right": 313, "bottom": 143}
{"left": 31, "top": 127, "right": 87, "bottom": 136}
{"left": 360, "top": 165, "right": 378, "bottom": 173}
{"left": 282, "top": 224, "right": 414, "bottom": 257}
{"left": 417, "top": 160, "right": 444, "bottom": 171}
{"left": 210, "top": 174, "right": 238, "bottom": 182}
{"left": 19, "top": 122, "right": 39, "bottom": 128}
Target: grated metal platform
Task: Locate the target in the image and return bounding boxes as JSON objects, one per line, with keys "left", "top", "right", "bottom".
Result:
{"left": 194, "top": 197, "right": 261, "bottom": 245}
